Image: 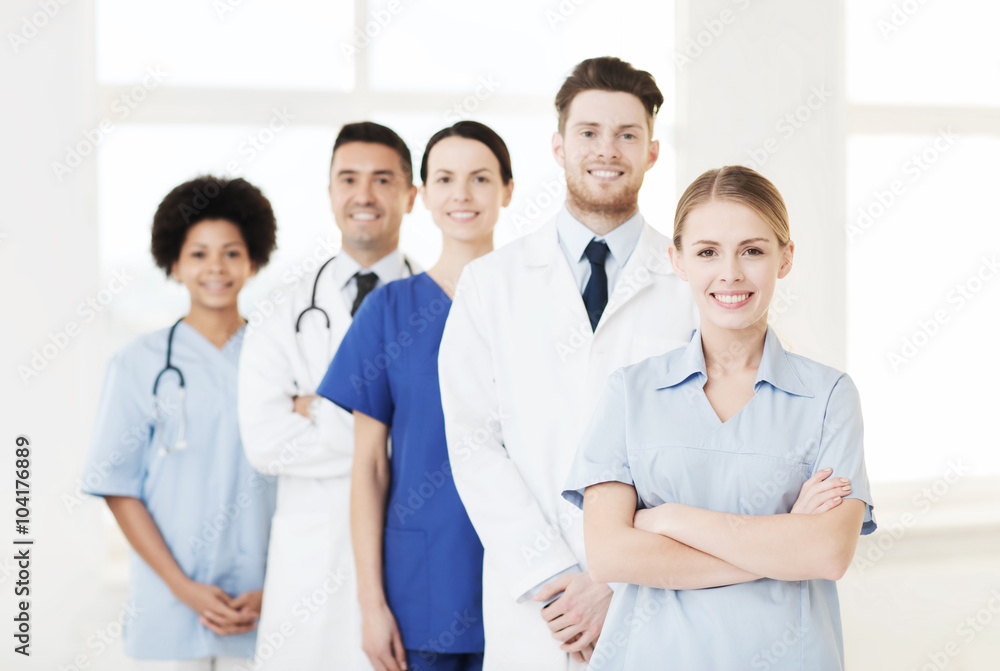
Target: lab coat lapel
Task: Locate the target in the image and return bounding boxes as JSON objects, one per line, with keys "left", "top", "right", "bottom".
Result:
{"left": 518, "top": 219, "right": 591, "bottom": 326}
{"left": 600, "top": 221, "right": 674, "bottom": 327}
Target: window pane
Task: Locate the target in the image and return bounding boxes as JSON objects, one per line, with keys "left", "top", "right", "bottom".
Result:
{"left": 368, "top": 1, "right": 562, "bottom": 95}
{"left": 96, "top": 0, "right": 354, "bottom": 90}
{"left": 847, "top": 134, "right": 1000, "bottom": 481}
{"left": 847, "top": 0, "right": 1000, "bottom": 106}
{"left": 369, "top": 0, "right": 674, "bottom": 96}
{"left": 98, "top": 123, "right": 340, "bottom": 345}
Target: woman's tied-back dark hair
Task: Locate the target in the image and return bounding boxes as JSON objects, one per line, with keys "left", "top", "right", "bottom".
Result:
{"left": 419, "top": 121, "right": 513, "bottom": 185}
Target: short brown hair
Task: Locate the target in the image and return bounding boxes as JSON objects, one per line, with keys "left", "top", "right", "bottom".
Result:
{"left": 673, "top": 166, "right": 790, "bottom": 250}
{"left": 332, "top": 121, "right": 414, "bottom": 185}
{"left": 554, "top": 56, "right": 664, "bottom": 135}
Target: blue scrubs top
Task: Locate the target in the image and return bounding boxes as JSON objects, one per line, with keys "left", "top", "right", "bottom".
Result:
{"left": 82, "top": 321, "right": 276, "bottom": 660}
{"left": 563, "top": 327, "right": 876, "bottom": 671}
{"left": 317, "top": 273, "right": 485, "bottom": 654}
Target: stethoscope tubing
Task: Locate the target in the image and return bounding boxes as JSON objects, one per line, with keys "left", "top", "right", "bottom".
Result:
{"left": 152, "top": 318, "right": 188, "bottom": 456}
{"left": 293, "top": 255, "right": 414, "bottom": 335}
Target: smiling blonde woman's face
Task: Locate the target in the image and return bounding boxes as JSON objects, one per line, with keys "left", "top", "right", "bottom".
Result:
{"left": 669, "top": 199, "right": 794, "bottom": 332}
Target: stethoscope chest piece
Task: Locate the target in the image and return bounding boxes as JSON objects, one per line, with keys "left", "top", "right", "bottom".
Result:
{"left": 153, "top": 319, "right": 188, "bottom": 456}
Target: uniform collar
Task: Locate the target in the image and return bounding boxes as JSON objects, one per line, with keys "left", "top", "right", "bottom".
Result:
{"left": 655, "top": 326, "right": 813, "bottom": 397}
{"left": 755, "top": 325, "right": 814, "bottom": 397}
{"left": 556, "top": 205, "right": 644, "bottom": 269}
{"left": 655, "top": 329, "right": 707, "bottom": 389}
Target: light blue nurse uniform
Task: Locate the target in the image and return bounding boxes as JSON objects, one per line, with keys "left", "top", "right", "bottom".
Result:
{"left": 82, "top": 321, "right": 276, "bottom": 660}
{"left": 563, "top": 326, "right": 876, "bottom": 671}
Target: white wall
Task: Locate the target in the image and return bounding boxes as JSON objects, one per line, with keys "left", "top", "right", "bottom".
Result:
{"left": 675, "top": 0, "right": 846, "bottom": 368}
{"left": 1, "top": 1, "right": 134, "bottom": 669}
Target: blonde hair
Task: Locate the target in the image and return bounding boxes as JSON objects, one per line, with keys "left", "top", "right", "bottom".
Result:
{"left": 673, "top": 166, "right": 790, "bottom": 250}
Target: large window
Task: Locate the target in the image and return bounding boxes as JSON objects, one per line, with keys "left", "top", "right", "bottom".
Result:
{"left": 846, "top": 0, "right": 1000, "bottom": 482}
{"left": 95, "top": 0, "right": 677, "bottom": 350}
{"left": 94, "top": 1, "right": 997, "bottom": 485}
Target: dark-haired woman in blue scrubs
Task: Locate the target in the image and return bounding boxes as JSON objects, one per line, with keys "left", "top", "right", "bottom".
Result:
{"left": 317, "top": 121, "right": 514, "bottom": 671}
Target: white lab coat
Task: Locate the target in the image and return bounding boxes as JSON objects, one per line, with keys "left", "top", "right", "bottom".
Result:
{"left": 439, "top": 217, "right": 697, "bottom": 670}
{"left": 238, "top": 253, "right": 414, "bottom": 670}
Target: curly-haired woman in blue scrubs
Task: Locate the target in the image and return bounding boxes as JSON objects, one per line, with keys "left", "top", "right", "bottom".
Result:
{"left": 82, "top": 176, "right": 278, "bottom": 670}
{"left": 563, "top": 166, "right": 876, "bottom": 671}
{"left": 318, "top": 121, "right": 514, "bottom": 671}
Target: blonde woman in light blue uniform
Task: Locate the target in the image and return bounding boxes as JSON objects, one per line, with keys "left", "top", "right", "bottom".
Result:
{"left": 563, "top": 166, "right": 876, "bottom": 671}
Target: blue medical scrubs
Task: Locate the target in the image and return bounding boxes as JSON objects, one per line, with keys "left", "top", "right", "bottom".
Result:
{"left": 82, "top": 321, "right": 276, "bottom": 660}
{"left": 563, "top": 327, "right": 876, "bottom": 671}
{"left": 318, "top": 273, "right": 485, "bottom": 663}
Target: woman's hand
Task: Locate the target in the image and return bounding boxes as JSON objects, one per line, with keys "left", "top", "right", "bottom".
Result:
{"left": 791, "top": 468, "right": 851, "bottom": 515}
{"left": 564, "top": 633, "right": 596, "bottom": 662}
{"left": 633, "top": 507, "right": 660, "bottom": 533}
{"left": 103, "top": 496, "right": 262, "bottom": 636}
{"left": 360, "top": 601, "right": 408, "bottom": 671}
{"left": 172, "top": 579, "right": 257, "bottom": 636}
{"left": 634, "top": 467, "right": 850, "bottom": 534}
{"left": 231, "top": 589, "right": 264, "bottom": 620}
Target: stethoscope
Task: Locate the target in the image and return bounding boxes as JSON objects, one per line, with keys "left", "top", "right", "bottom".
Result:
{"left": 152, "top": 316, "right": 248, "bottom": 456}
{"left": 294, "top": 255, "right": 415, "bottom": 334}
{"left": 152, "top": 318, "right": 188, "bottom": 456}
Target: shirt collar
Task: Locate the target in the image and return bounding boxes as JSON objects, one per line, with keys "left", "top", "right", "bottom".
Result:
{"left": 655, "top": 329, "right": 707, "bottom": 389}
{"left": 556, "top": 205, "right": 644, "bottom": 268}
{"left": 655, "top": 326, "right": 813, "bottom": 397}
{"left": 755, "top": 326, "right": 814, "bottom": 397}
{"left": 333, "top": 249, "right": 406, "bottom": 290}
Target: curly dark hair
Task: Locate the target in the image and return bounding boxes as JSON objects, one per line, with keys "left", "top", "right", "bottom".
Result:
{"left": 150, "top": 175, "right": 277, "bottom": 276}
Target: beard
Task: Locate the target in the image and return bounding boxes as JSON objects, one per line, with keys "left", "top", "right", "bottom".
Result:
{"left": 564, "top": 167, "right": 642, "bottom": 220}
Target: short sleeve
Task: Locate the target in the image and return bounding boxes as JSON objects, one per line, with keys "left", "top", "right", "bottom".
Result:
{"left": 561, "top": 368, "right": 633, "bottom": 509}
{"left": 317, "top": 288, "right": 393, "bottom": 426}
{"left": 813, "top": 374, "right": 877, "bottom": 535}
{"left": 81, "top": 349, "right": 153, "bottom": 499}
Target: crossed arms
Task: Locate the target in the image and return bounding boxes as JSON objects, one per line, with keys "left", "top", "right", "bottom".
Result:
{"left": 583, "top": 469, "right": 866, "bottom": 589}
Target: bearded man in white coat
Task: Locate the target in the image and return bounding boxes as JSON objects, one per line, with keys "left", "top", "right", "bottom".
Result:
{"left": 439, "top": 57, "right": 698, "bottom": 669}
{"left": 238, "top": 122, "right": 419, "bottom": 669}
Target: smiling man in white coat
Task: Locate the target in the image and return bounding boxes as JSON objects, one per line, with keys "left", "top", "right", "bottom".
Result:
{"left": 238, "top": 122, "right": 419, "bottom": 669}
{"left": 438, "top": 57, "right": 698, "bottom": 669}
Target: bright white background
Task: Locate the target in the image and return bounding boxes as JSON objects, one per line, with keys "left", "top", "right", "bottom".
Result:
{"left": 1, "top": 0, "right": 998, "bottom": 669}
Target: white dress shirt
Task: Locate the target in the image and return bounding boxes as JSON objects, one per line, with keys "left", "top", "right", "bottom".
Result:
{"left": 555, "top": 206, "right": 644, "bottom": 295}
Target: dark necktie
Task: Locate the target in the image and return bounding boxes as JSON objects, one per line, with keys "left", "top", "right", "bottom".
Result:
{"left": 582, "top": 239, "right": 609, "bottom": 331}
{"left": 351, "top": 272, "right": 378, "bottom": 317}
